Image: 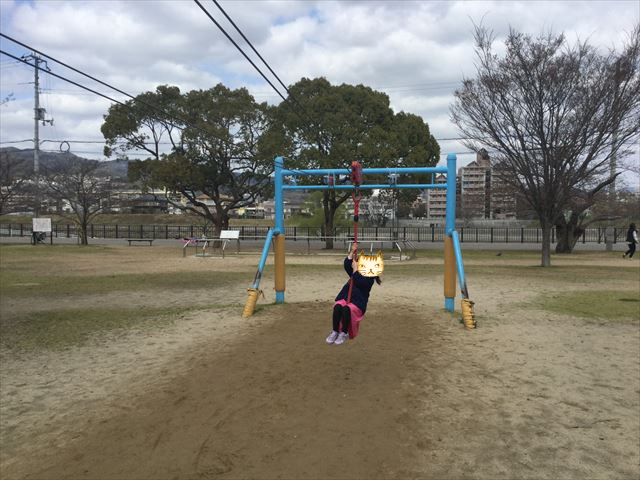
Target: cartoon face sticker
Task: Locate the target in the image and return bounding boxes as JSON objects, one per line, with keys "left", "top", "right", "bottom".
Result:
{"left": 357, "top": 252, "right": 384, "bottom": 277}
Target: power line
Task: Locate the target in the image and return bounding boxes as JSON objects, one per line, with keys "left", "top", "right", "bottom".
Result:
{"left": 0, "top": 50, "right": 139, "bottom": 108}
{"left": 193, "top": 0, "right": 287, "bottom": 103}
{"left": 0, "top": 37, "right": 253, "bottom": 158}
{"left": 211, "top": 0, "right": 292, "bottom": 98}
{"left": 0, "top": 139, "right": 33, "bottom": 144}
{"left": 195, "top": 0, "right": 325, "bottom": 153}
{"left": 41, "top": 149, "right": 153, "bottom": 156}
{"left": 1, "top": 33, "right": 167, "bottom": 113}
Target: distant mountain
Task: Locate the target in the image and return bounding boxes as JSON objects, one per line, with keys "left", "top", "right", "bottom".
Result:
{"left": 0, "top": 147, "right": 129, "bottom": 180}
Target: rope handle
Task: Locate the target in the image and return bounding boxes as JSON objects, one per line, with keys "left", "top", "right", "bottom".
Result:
{"left": 347, "top": 160, "right": 363, "bottom": 304}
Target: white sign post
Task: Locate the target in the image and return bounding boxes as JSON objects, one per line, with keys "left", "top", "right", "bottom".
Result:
{"left": 32, "top": 218, "right": 52, "bottom": 233}
{"left": 32, "top": 218, "right": 52, "bottom": 245}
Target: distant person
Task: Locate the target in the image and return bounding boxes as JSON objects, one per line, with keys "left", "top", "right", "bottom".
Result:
{"left": 622, "top": 223, "right": 638, "bottom": 258}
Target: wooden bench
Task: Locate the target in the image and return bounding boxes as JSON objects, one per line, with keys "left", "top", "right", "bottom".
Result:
{"left": 127, "top": 238, "right": 154, "bottom": 246}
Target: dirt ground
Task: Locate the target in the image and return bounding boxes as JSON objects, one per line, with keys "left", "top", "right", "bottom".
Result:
{"left": 0, "top": 246, "right": 639, "bottom": 479}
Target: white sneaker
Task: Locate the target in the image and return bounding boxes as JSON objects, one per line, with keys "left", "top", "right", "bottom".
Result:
{"left": 334, "top": 332, "right": 349, "bottom": 345}
{"left": 326, "top": 331, "right": 339, "bottom": 344}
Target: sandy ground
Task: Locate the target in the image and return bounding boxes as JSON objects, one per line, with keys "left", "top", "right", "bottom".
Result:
{"left": 0, "top": 247, "right": 639, "bottom": 479}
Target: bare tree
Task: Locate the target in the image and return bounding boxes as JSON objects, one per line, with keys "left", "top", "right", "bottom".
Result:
{"left": 451, "top": 25, "right": 640, "bottom": 266}
{"left": 0, "top": 151, "right": 29, "bottom": 215}
{"left": 42, "top": 158, "right": 111, "bottom": 245}
{"left": 365, "top": 190, "right": 395, "bottom": 227}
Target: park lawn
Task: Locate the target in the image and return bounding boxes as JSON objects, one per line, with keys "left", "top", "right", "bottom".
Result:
{"left": 0, "top": 244, "right": 251, "bottom": 297}
{"left": 533, "top": 289, "right": 640, "bottom": 323}
{"left": 0, "top": 304, "right": 236, "bottom": 353}
{"left": 0, "top": 270, "right": 248, "bottom": 298}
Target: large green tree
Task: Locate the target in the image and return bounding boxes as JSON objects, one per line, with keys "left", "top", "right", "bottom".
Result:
{"left": 275, "top": 77, "right": 439, "bottom": 248}
{"left": 102, "top": 84, "right": 276, "bottom": 236}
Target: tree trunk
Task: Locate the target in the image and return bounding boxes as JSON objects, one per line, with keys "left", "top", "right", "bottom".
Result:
{"left": 324, "top": 207, "right": 335, "bottom": 249}
{"left": 555, "top": 224, "right": 584, "bottom": 253}
{"left": 322, "top": 192, "right": 334, "bottom": 249}
{"left": 540, "top": 220, "right": 552, "bottom": 266}
{"left": 209, "top": 206, "right": 225, "bottom": 238}
{"left": 555, "top": 210, "right": 586, "bottom": 254}
{"left": 79, "top": 221, "right": 89, "bottom": 245}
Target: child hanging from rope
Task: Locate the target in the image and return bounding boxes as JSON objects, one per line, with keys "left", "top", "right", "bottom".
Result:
{"left": 326, "top": 242, "right": 383, "bottom": 345}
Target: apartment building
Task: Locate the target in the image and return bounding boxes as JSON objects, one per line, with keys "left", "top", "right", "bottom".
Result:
{"left": 459, "top": 149, "right": 491, "bottom": 219}
{"left": 424, "top": 173, "right": 448, "bottom": 219}
{"left": 456, "top": 149, "right": 517, "bottom": 220}
{"left": 489, "top": 163, "right": 517, "bottom": 219}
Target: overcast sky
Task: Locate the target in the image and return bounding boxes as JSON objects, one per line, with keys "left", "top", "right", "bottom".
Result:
{"left": 0, "top": 0, "right": 638, "bottom": 186}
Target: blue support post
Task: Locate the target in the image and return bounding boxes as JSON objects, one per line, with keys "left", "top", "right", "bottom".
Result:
{"left": 444, "top": 154, "right": 457, "bottom": 311}
{"left": 274, "top": 157, "right": 285, "bottom": 303}
{"left": 445, "top": 154, "right": 457, "bottom": 236}
{"left": 451, "top": 230, "right": 469, "bottom": 299}
{"left": 252, "top": 228, "right": 275, "bottom": 289}
{"left": 274, "top": 157, "right": 284, "bottom": 235}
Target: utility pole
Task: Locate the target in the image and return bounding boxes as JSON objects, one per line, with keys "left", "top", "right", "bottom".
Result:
{"left": 21, "top": 53, "right": 52, "bottom": 218}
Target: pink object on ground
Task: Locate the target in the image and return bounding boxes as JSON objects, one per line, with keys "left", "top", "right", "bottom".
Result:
{"left": 334, "top": 299, "right": 365, "bottom": 339}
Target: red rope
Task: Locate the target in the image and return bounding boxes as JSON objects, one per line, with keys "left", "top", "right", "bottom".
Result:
{"left": 347, "top": 161, "right": 362, "bottom": 304}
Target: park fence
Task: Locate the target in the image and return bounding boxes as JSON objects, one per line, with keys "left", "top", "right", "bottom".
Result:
{"left": 0, "top": 223, "right": 629, "bottom": 244}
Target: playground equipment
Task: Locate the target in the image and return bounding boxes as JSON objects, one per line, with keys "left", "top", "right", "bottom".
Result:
{"left": 182, "top": 230, "right": 240, "bottom": 258}
{"left": 243, "top": 155, "right": 476, "bottom": 328}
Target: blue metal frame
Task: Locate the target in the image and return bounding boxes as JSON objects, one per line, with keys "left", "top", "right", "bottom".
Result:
{"left": 283, "top": 184, "right": 446, "bottom": 190}
{"left": 268, "top": 154, "right": 466, "bottom": 313}
{"left": 274, "top": 156, "right": 285, "bottom": 235}
{"left": 444, "top": 154, "right": 458, "bottom": 312}
{"left": 281, "top": 166, "right": 448, "bottom": 176}
{"left": 252, "top": 228, "right": 275, "bottom": 289}
{"left": 451, "top": 230, "right": 468, "bottom": 297}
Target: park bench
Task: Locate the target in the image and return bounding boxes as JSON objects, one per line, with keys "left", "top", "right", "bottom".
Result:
{"left": 127, "top": 238, "right": 154, "bottom": 246}
{"left": 181, "top": 230, "right": 240, "bottom": 258}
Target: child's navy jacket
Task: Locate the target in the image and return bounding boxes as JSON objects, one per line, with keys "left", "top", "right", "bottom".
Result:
{"left": 335, "top": 257, "right": 375, "bottom": 313}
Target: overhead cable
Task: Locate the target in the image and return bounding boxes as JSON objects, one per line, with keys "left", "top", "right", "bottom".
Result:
{"left": 0, "top": 39, "right": 252, "bottom": 158}
{"left": 192, "top": 0, "right": 287, "bottom": 102}
{"left": 211, "top": 0, "right": 292, "bottom": 98}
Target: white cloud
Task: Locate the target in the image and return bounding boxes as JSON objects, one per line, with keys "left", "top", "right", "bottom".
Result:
{"left": 0, "top": 0, "right": 638, "bottom": 179}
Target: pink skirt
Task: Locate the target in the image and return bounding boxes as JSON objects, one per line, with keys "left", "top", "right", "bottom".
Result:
{"left": 334, "top": 299, "right": 365, "bottom": 339}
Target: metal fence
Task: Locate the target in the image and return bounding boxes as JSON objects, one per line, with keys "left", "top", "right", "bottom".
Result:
{"left": 0, "top": 223, "right": 629, "bottom": 244}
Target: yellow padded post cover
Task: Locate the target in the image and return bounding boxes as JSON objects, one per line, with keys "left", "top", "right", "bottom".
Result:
{"left": 444, "top": 236, "right": 456, "bottom": 299}
{"left": 274, "top": 234, "right": 286, "bottom": 292}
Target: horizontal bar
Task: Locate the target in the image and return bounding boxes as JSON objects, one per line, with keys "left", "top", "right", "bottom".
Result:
{"left": 282, "top": 168, "right": 349, "bottom": 176}
{"left": 363, "top": 167, "right": 447, "bottom": 174}
{"left": 283, "top": 184, "right": 447, "bottom": 190}
{"left": 281, "top": 166, "right": 447, "bottom": 176}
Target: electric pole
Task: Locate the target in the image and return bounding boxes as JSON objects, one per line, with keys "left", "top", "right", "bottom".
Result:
{"left": 21, "top": 53, "right": 52, "bottom": 218}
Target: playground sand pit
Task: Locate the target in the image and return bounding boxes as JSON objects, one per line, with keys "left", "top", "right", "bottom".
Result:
{"left": 0, "top": 245, "right": 639, "bottom": 479}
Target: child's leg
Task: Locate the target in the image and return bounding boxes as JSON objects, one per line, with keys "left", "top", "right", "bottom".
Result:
{"left": 630, "top": 243, "right": 637, "bottom": 258}
{"left": 332, "top": 304, "right": 343, "bottom": 332}
{"left": 341, "top": 306, "right": 351, "bottom": 334}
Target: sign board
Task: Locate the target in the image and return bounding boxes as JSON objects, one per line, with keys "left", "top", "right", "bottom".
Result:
{"left": 220, "top": 230, "right": 240, "bottom": 239}
{"left": 32, "top": 218, "right": 52, "bottom": 233}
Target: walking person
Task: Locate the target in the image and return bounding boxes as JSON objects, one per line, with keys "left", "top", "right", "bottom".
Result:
{"left": 623, "top": 223, "right": 638, "bottom": 258}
